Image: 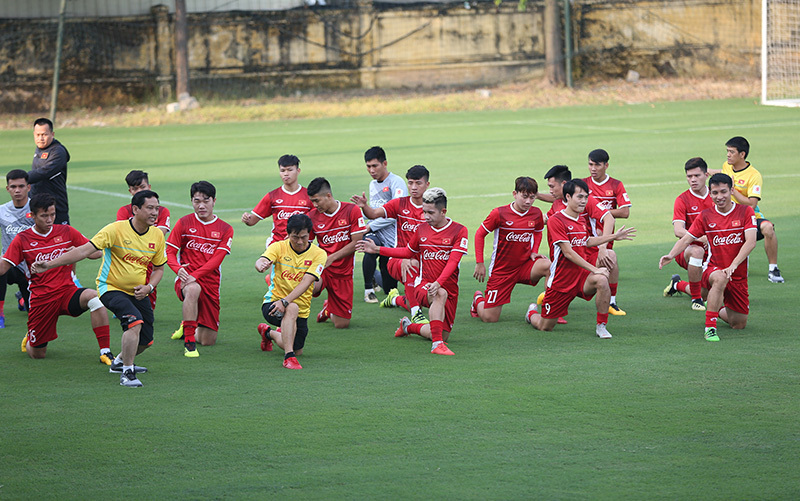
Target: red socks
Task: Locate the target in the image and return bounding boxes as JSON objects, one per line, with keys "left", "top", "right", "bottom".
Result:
{"left": 184, "top": 320, "right": 198, "bottom": 343}
{"left": 609, "top": 283, "right": 618, "bottom": 297}
{"left": 396, "top": 295, "right": 410, "bottom": 312}
{"left": 689, "top": 281, "right": 702, "bottom": 300}
{"left": 407, "top": 323, "right": 423, "bottom": 336}
{"left": 705, "top": 311, "right": 718, "bottom": 329}
{"left": 93, "top": 325, "right": 110, "bottom": 349}
{"left": 430, "top": 320, "right": 444, "bottom": 343}
{"left": 597, "top": 312, "right": 609, "bottom": 325}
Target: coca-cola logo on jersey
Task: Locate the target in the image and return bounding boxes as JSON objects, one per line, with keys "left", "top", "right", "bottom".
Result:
{"left": 597, "top": 200, "right": 614, "bottom": 210}
{"left": 186, "top": 239, "right": 216, "bottom": 254}
{"left": 321, "top": 230, "right": 349, "bottom": 245}
{"left": 277, "top": 209, "right": 302, "bottom": 220}
{"left": 712, "top": 233, "right": 743, "bottom": 246}
{"left": 5, "top": 224, "right": 30, "bottom": 235}
{"left": 35, "top": 247, "right": 68, "bottom": 262}
{"left": 422, "top": 249, "right": 450, "bottom": 260}
{"left": 505, "top": 232, "right": 532, "bottom": 243}
{"left": 570, "top": 236, "right": 588, "bottom": 247}
{"left": 401, "top": 221, "right": 420, "bottom": 232}
{"left": 281, "top": 270, "right": 305, "bottom": 282}
{"left": 122, "top": 253, "right": 150, "bottom": 266}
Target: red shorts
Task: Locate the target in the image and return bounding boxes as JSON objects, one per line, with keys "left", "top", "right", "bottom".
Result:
{"left": 387, "top": 258, "right": 419, "bottom": 288}
{"left": 675, "top": 245, "right": 707, "bottom": 270}
{"left": 541, "top": 269, "right": 594, "bottom": 319}
{"left": 585, "top": 246, "right": 599, "bottom": 266}
{"left": 322, "top": 270, "right": 353, "bottom": 319}
{"left": 702, "top": 266, "right": 749, "bottom": 315}
{"left": 412, "top": 282, "right": 458, "bottom": 332}
{"left": 483, "top": 258, "right": 539, "bottom": 308}
{"left": 175, "top": 279, "right": 221, "bottom": 331}
{"left": 27, "top": 286, "right": 84, "bottom": 346}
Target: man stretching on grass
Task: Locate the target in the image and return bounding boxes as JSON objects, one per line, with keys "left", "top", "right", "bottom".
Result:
{"left": 255, "top": 214, "right": 327, "bottom": 370}
{"left": 358, "top": 188, "right": 468, "bottom": 356}
{"left": 32, "top": 190, "right": 166, "bottom": 387}
{"left": 526, "top": 180, "right": 635, "bottom": 339}
{"left": 2, "top": 193, "right": 111, "bottom": 362}
{"left": 471, "top": 176, "right": 550, "bottom": 323}
{"left": 659, "top": 173, "right": 757, "bottom": 342}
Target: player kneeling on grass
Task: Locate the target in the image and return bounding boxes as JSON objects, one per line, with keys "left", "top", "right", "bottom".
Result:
{"left": 357, "top": 188, "right": 468, "bottom": 356}
{"left": 472, "top": 176, "right": 550, "bottom": 323}
{"left": 525, "top": 180, "right": 635, "bottom": 338}
{"left": 659, "top": 173, "right": 756, "bottom": 342}
{"left": 166, "top": 181, "right": 233, "bottom": 358}
{"left": 1, "top": 193, "right": 112, "bottom": 362}
{"left": 255, "top": 213, "right": 326, "bottom": 370}
{"left": 32, "top": 190, "right": 166, "bottom": 388}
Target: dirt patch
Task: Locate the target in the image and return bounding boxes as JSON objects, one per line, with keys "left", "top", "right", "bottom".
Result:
{"left": 0, "top": 77, "right": 758, "bottom": 130}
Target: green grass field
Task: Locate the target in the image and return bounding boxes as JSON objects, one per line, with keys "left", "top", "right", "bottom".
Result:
{"left": 0, "top": 98, "right": 798, "bottom": 499}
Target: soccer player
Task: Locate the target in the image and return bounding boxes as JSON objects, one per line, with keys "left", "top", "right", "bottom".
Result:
{"left": 708, "top": 136, "right": 783, "bottom": 283}
{"left": 3, "top": 193, "right": 112, "bottom": 362}
{"left": 357, "top": 146, "right": 407, "bottom": 303}
{"left": 32, "top": 190, "right": 167, "bottom": 387}
{"left": 116, "top": 170, "right": 171, "bottom": 312}
{"left": 0, "top": 169, "right": 35, "bottom": 326}
{"left": 471, "top": 176, "right": 550, "bottom": 323}
{"left": 307, "top": 177, "right": 367, "bottom": 329}
{"left": 351, "top": 164, "right": 430, "bottom": 324}
{"left": 242, "top": 154, "right": 312, "bottom": 248}
{"left": 525, "top": 180, "right": 635, "bottom": 338}
{"left": 541, "top": 165, "right": 619, "bottom": 321}
{"left": 29, "top": 118, "right": 70, "bottom": 225}
{"left": 358, "top": 187, "right": 468, "bottom": 356}
{"left": 659, "top": 173, "right": 757, "bottom": 342}
{"left": 663, "top": 157, "right": 714, "bottom": 311}
{"left": 166, "top": 181, "right": 233, "bottom": 358}
{"left": 583, "top": 149, "right": 632, "bottom": 315}
{"left": 255, "top": 213, "right": 327, "bottom": 370}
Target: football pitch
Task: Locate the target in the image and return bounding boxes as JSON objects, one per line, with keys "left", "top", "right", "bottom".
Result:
{"left": 0, "top": 98, "right": 798, "bottom": 499}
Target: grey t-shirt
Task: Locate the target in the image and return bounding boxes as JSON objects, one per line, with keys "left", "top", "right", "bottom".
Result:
{"left": 367, "top": 172, "right": 407, "bottom": 248}
{"left": 0, "top": 199, "right": 34, "bottom": 274}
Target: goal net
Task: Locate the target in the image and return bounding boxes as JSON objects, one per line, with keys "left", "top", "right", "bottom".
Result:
{"left": 762, "top": 0, "right": 800, "bottom": 106}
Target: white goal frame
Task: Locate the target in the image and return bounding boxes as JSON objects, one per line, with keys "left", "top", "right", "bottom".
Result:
{"left": 762, "top": 0, "right": 800, "bottom": 107}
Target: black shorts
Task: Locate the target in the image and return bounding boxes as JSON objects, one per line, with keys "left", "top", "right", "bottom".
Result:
{"left": 262, "top": 302, "right": 309, "bottom": 351}
{"left": 100, "top": 290, "right": 154, "bottom": 346}
{"left": 756, "top": 218, "right": 771, "bottom": 241}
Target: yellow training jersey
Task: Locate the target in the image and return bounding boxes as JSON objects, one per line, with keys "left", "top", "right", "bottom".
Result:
{"left": 721, "top": 161, "right": 765, "bottom": 219}
{"left": 262, "top": 240, "right": 326, "bottom": 319}
{"left": 91, "top": 220, "right": 167, "bottom": 295}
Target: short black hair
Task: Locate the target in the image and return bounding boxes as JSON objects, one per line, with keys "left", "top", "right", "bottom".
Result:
{"left": 287, "top": 213, "right": 313, "bottom": 235}
{"left": 278, "top": 155, "right": 300, "bottom": 168}
{"left": 406, "top": 165, "right": 429, "bottom": 182}
{"left": 307, "top": 177, "right": 331, "bottom": 197}
{"left": 33, "top": 118, "right": 53, "bottom": 131}
{"left": 588, "top": 149, "right": 609, "bottom": 164}
{"left": 515, "top": 176, "right": 538, "bottom": 195}
{"left": 364, "top": 146, "right": 386, "bottom": 163}
{"left": 562, "top": 179, "right": 589, "bottom": 201}
{"left": 6, "top": 169, "right": 29, "bottom": 184}
{"left": 726, "top": 136, "right": 750, "bottom": 159}
{"left": 190, "top": 181, "right": 216, "bottom": 199}
{"left": 125, "top": 170, "right": 149, "bottom": 188}
{"left": 30, "top": 192, "right": 55, "bottom": 215}
{"left": 684, "top": 157, "right": 708, "bottom": 173}
{"left": 709, "top": 173, "right": 733, "bottom": 190}
{"left": 132, "top": 189, "right": 159, "bottom": 208}
{"left": 544, "top": 165, "right": 571, "bottom": 182}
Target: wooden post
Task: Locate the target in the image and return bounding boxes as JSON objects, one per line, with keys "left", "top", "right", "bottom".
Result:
{"left": 544, "top": 0, "right": 565, "bottom": 86}
{"left": 49, "top": 0, "right": 68, "bottom": 123}
{"left": 175, "top": 0, "right": 190, "bottom": 98}
{"left": 152, "top": 4, "right": 172, "bottom": 102}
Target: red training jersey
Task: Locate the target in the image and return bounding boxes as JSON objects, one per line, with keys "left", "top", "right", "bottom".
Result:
{"left": 166, "top": 213, "right": 234, "bottom": 291}
{"left": 251, "top": 185, "right": 312, "bottom": 242}
{"left": 584, "top": 175, "right": 630, "bottom": 246}
{"left": 480, "top": 203, "right": 544, "bottom": 275}
{"left": 673, "top": 188, "right": 714, "bottom": 250}
{"left": 407, "top": 219, "right": 469, "bottom": 295}
{"left": 381, "top": 197, "right": 425, "bottom": 249}
{"left": 687, "top": 204, "right": 757, "bottom": 281}
{"left": 545, "top": 210, "right": 592, "bottom": 293}
{"left": 2, "top": 225, "right": 88, "bottom": 308}
{"left": 117, "top": 204, "right": 171, "bottom": 233}
{"left": 309, "top": 201, "right": 367, "bottom": 276}
{"left": 546, "top": 198, "right": 608, "bottom": 259}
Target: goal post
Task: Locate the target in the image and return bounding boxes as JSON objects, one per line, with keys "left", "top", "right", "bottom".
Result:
{"left": 762, "top": 0, "right": 800, "bottom": 107}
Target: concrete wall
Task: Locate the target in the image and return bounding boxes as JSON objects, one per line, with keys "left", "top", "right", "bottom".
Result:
{"left": 0, "top": 0, "right": 761, "bottom": 112}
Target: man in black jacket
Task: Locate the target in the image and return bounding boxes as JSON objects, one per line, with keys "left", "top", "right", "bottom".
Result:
{"left": 29, "top": 118, "right": 70, "bottom": 225}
